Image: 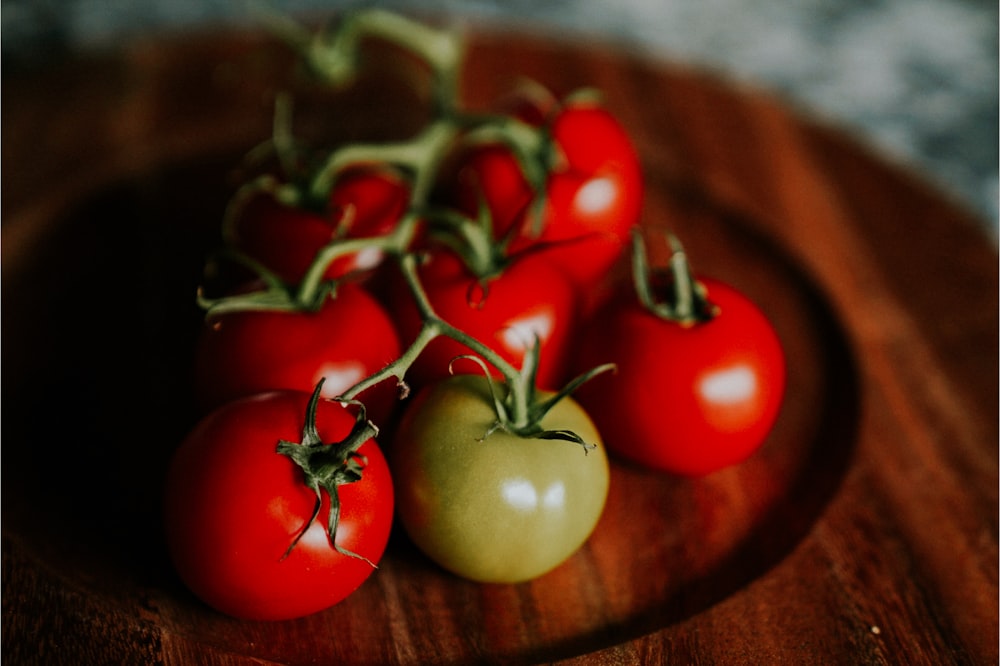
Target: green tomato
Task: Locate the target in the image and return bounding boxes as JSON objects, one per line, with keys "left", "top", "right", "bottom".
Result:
{"left": 391, "top": 374, "right": 609, "bottom": 583}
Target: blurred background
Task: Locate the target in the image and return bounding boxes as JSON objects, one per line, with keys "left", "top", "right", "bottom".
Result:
{"left": 3, "top": 0, "right": 997, "bottom": 234}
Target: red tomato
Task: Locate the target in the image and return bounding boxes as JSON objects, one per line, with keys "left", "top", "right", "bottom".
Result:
{"left": 164, "top": 390, "right": 394, "bottom": 621}
{"left": 194, "top": 283, "right": 401, "bottom": 425}
{"left": 389, "top": 249, "right": 578, "bottom": 392}
{"left": 574, "top": 277, "right": 786, "bottom": 476}
{"left": 231, "top": 167, "right": 409, "bottom": 284}
{"left": 452, "top": 97, "right": 643, "bottom": 292}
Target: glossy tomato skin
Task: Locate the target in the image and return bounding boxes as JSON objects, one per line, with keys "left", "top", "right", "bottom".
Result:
{"left": 575, "top": 277, "right": 786, "bottom": 476}
{"left": 388, "top": 250, "right": 578, "bottom": 392}
{"left": 539, "top": 104, "right": 644, "bottom": 246}
{"left": 232, "top": 168, "right": 409, "bottom": 284}
{"left": 452, "top": 99, "right": 643, "bottom": 292}
{"left": 194, "top": 283, "right": 401, "bottom": 425}
{"left": 391, "top": 374, "right": 609, "bottom": 583}
{"left": 164, "top": 391, "right": 394, "bottom": 621}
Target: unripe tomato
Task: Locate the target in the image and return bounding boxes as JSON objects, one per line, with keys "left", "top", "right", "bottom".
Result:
{"left": 391, "top": 374, "right": 609, "bottom": 583}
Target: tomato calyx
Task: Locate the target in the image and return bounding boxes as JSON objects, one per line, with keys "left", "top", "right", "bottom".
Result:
{"left": 467, "top": 350, "right": 613, "bottom": 452}
{"left": 457, "top": 117, "right": 555, "bottom": 239}
{"left": 631, "top": 229, "right": 718, "bottom": 326}
{"left": 423, "top": 201, "right": 510, "bottom": 281}
{"left": 275, "top": 379, "right": 380, "bottom": 564}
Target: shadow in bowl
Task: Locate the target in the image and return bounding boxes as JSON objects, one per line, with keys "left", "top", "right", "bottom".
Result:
{"left": 1, "top": 151, "right": 859, "bottom": 665}
{"left": 2, "top": 152, "right": 235, "bottom": 590}
{"left": 519, "top": 180, "right": 861, "bottom": 662}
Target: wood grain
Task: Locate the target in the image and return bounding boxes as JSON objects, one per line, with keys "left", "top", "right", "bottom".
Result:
{"left": 3, "top": 25, "right": 996, "bottom": 665}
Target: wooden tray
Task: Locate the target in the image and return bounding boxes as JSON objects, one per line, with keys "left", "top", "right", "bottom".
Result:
{"left": 3, "top": 25, "right": 997, "bottom": 665}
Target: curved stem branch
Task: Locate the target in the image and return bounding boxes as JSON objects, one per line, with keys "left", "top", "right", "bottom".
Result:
{"left": 336, "top": 253, "right": 531, "bottom": 429}
{"left": 294, "top": 211, "right": 422, "bottom": 307}
{"left": 631, "top": 229, "right": 715, "bottom": 325}
{"left": 307, "top": 119, "right": 460, "bottom": 205}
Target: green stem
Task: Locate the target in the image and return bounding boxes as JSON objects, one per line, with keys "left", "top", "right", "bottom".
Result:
{"left": 307, "top": 118, "right": 459, "bottom": 208}
{"left": 351, "top": 9, "right": 464, "bottom": 112}
{"left": 398, "top": 254, "right": 524, "bottom": 387}
{"left": 294, "top": 211, "right": 422, "bottom": 307}
{"left": 339, "top": 319, "right": 437, "bottom": 403}
{"left": 344, "top": 10, "right": 460, "bottom": 71}
{"left": 336, "top": 253, "right": 531, "bottom": 428}
{"left": 263, "top": 8, "right": 462, "bottom": 115}
{"left": 326, "top": 9, "right": 463, "bottom": 109}
{"left": 631, "top": 229, "right": 715, "bottom": 325}
{"left": 667, "top": 234, "right": 698, "bottom": 321}
{"left": 424, "top": 205, "right": 506, "bottom": 279}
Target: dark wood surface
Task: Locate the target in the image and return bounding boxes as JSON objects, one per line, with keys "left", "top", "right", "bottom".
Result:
{"left": 3, "top": 25, "right": 997, "bottom": 665}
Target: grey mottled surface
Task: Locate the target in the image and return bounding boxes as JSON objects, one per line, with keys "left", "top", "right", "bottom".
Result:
{"left": 4, "top": 0, "right": 997, "bottom": 233}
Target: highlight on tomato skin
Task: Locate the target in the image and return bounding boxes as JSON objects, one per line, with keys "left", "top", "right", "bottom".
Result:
{"left": 163, "top": 391, "right": 394, "bottom": 621}
{"left": 573, "top": 276, "right": 787, "bottom": 477}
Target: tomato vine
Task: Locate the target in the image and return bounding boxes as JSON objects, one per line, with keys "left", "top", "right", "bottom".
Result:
{"left": 191, "top": 9, "right": 618, "bottom": 564}
{"left": 198, "top": 9, "right": 611, "bottom": 438}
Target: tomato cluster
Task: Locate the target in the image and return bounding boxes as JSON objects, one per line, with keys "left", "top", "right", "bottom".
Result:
{"left": 163, "top": 10, "right": 786, "bottom": 622}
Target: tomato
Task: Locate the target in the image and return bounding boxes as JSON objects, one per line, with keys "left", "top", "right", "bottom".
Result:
{"left": 574, "top": 276, "right": 786, "bottom": 476}
{"left": 391, "top": 374, "right": 609, "bottom": 583}
{"left": 195, "top": 283, "right": 401, "bottom": 425}
{"left": 230, "top": 167, "right": 409, "bottom": 284}
{"left": 164, "top": 390, "right": 394, "bottom": 620}
{"left": 388, "top": 249, "right": 578, "bottom": 392}
{"left": 451, "top": 96, "right": 643, "bottom": 292}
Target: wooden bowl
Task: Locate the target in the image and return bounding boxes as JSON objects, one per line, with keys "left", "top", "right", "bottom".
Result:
{"left": 3, "top": 25, "right": 996, "bottom": 665}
